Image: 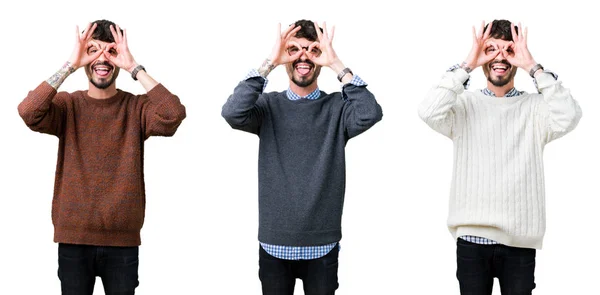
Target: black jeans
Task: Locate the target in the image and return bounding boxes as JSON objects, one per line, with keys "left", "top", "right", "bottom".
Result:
{"left": 259, "top": 244, "right": 339, "bottom": 295}
{"left": 58, "top": 243, "right": 139, "bottom": 295}
{"left": 456, "top": 238, "right": 536, "bottom": 295}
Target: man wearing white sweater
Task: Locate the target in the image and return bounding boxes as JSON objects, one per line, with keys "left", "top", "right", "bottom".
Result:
{"left": 418, "top": 20, "right": 581, "bottom": 295}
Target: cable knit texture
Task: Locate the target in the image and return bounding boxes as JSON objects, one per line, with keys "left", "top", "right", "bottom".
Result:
{"left": 418, "top": 69, "right": 581, "bottom": 249}
{"left": 18, "top": 82, "right": 186, "bottom": 246}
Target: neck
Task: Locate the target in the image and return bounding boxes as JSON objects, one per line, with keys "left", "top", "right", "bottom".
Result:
{"left": 87, "top": 83, "right": 118, "bottom": 99}
{"left": 486, "top": 81, "right": 515, "bottom": 97}
{"left": 289, "top": 82, "right": 318, "bottom": 97}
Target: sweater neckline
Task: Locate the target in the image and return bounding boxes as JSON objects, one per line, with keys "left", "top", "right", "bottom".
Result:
{"left": 474, "top": 91, "right": 527, "bottom": 105}
{"left": 83, "top": 89, "right": 125, "bottom": 105}
{"left": 281, "top": 91, "right": 326, "bottom": 104}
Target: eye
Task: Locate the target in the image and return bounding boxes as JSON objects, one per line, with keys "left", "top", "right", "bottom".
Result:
{"left": 108, "top": 48, "right": 117, "bottom": 55}
{"left": 287, "top": 46, "right": 300, "bottom": 55}
{"left": 87, "top": 47, "right": 98, "bottom": 54}
{"left": 485, "top": 47, "right": 496, "bottom": 54}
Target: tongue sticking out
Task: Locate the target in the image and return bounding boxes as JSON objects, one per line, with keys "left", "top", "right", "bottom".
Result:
{"left": 297, "top": 66, "right": 311, "bottom": 75}
{"left": 96, "top": 69, "right": 110, "bottom": 77}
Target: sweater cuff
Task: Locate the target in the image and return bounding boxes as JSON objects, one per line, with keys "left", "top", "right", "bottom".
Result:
{"left": 534, "top": 72, "right": 559, "bottom": 90}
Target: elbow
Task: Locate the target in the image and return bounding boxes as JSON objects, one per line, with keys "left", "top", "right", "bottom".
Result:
{"left": 17, "top": 103, "right": 39, "bottom": 128}
{"left": 221, "top": 106, "right": 246, "bottom": 128}
{"left": 560, "top": 105, "right": 583, "bottom": 133}
{"left": 174, "top": 104, "right": 187, "bottom": 124}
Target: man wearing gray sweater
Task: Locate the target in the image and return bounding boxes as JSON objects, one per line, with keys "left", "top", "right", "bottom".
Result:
{"left": 222, "top": 19, "right": 382, "bottom": 295}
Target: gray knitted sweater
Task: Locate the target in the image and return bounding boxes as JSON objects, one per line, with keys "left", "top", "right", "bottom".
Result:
{"left": 222, "top": 77, "right": 382, "bottom": 246}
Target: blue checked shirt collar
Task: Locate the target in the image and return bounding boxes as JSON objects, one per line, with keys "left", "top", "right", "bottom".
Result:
{"left": 244, "top": 69, "right": 367, "bottom": 99}
{"left": 286, "top": 87, "right": 321, "bottom": 100}
{"left": 480, "top": 87, "right": 524, "bottom": 97}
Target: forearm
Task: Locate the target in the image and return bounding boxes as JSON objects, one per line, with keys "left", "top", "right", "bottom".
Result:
{"left": 46, "top": 62, "right": 76, "bottom": 90}
{"left": 258, "top": 58, "right": 276, "bottom": 78}
{"left": 134, "top": 69, "right": 159, "bottom": 92}
{"left": 329, "top": 60, "right": 353, "bottom": 84}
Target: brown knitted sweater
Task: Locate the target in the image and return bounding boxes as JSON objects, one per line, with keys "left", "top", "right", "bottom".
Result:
{"left": 18, "top": 82, "right": 186, "bottom": 246}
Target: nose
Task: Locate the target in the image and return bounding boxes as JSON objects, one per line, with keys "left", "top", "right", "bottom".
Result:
{"left": 299, "top": 48, "right": 309, "bottom": 60}
{"left": 96, "top": 50, "right": 108, "bottom": 61}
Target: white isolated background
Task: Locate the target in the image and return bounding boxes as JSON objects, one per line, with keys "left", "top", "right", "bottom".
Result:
{"left": 0, "top": 0, "right": 597, "bottom": 294}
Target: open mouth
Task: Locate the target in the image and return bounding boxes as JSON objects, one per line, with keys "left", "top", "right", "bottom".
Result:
{"left": 93, "top": 63, "right": 114, "bottom": 78}
{"left": 295, "top": 62, "right": 313, "bottom": 76}
{"left": 490, "top": 62, "right": 511, "bottom": 75}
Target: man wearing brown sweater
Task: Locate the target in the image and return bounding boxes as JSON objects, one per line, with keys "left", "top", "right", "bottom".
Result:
{"left": 17, "top": 20, "right": 186, "bottom": 295}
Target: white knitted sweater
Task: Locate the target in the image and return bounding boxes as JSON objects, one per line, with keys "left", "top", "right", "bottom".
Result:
{"left": 418, "top": 69, "right": 582, "bottom": 249}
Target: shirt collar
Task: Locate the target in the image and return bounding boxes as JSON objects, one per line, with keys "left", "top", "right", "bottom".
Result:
{"left": 480, "top": 87, "right": 524, "bottom": 97}
{"left": 286, "top": 87, "right": 321, "bottom": 101}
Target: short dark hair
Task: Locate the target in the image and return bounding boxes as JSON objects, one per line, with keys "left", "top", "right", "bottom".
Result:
{"left": 484, "top": 19, "right": 518, "bottom": 41}
{"left": 291, "top": 19, "right": 323, "bottom": 41}
{"left": 89, "top": 19, "right": 123, "bottom": 43}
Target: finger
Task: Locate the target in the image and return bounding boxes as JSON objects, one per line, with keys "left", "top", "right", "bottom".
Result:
{"left": 277, "top": 23, "right": 282, "bottom": 37}
{"left": 329, "top": 25, "right": 335, "bottom": 42}
{"left": 522, "top": 25, "right": 528, "bottom": 43}
{"left": 88, "top": 46, "right": 103, "bottom": 61}
{"left": 287, "top": 51, "right": 303, "bottom": 64}
{"left": 109, "top": 25, "right": 119, "bottom": 43}
{"left": 314, "top": 21, "right": 323, "bottom": 40}
{"left": 82, "top": 23, "right": 95, "bottom": 41}
{"left": 282, "top": 23, "right": 297, "bottom": 39}
{"left": 87, "top": 40, "right": 100, "bottom": 54}
{"left": 87, "top": 23, "right": 97, "bottom": 40}
{"left": 102, "top": 50, "right": 116, "bottom": 63}
{"left": 116, "top": 25, "right": 124, "bottom": 42}
{"left": 321, "top": 22, "right": 328, "bottom": 40}
{"left": 281, "top": 23, "right": 290, "bottom": 37}
{"left": 285, "top": 25, "right": 301, "bottom": 40}
{"left": 288, "top": 40, "right": 302, "bottom": 49}
{"left": 476, "top": 21, "right": 484, "bottom": 39}
{"left": 307, "top": 41, "right": 320, "bottom": 58}
{"left": 121, "top": 28, "right": 128, "bottom": 46}
{"left": 483, "top": 20, "right": 492, "bottom": 39}
{"left": 106, "top": 43, "right": 118, "bottom": 53}
{"left": 75, "top": 25, "right": 81, "bottom": 42}
{"left": 80, "top": 23, "right": 91, "bottom": 39}
{"left": 510, "top": 23, "right": 519, "bottom": 42}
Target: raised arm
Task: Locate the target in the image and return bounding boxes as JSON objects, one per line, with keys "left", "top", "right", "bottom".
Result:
{"left": 222, "top": 23, "right": 302, "bottom": 134}
{"left": 502, "top": 23, "right": 581, "bottom": 143}
{"left": 18, "top": 23, "right": 102, "bottom": 136}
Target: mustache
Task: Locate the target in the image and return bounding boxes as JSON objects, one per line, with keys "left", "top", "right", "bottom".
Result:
{"left": 91, "top": 61, "right": 114, "bottom": 70}
{"left": 490, "top": 60, "right": 511, "bottom": 67}
{"left": 293, "top": 59, "right": 315, "bottom": 68}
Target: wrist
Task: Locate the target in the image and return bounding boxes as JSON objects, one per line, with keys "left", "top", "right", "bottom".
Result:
{"left": 460, "top": 61, "right": 473, "bottom": 73}
{"left": 127, "top": 63, "right": 139, "bottom": 73}
{"left": 329, "top": 60, "right": 345, "bottom": 75}
{"left": 131, "top": 65, "right": 145, "bottom": 81}
{"left": 258, "top": 58, "right": 276, "bottom": 78}
{"left": 528, "top": 63, "right": 543, "bottom": 78}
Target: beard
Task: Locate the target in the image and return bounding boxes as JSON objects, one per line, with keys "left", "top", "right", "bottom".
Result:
{"left": 485, "top": 60, "right": 517, "bottom": 87}
{"left": 289, "top": 59, "right": 321, "bottom": 87}
{"left": 86, "top": 61, "right": 118, "bottom": 89}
